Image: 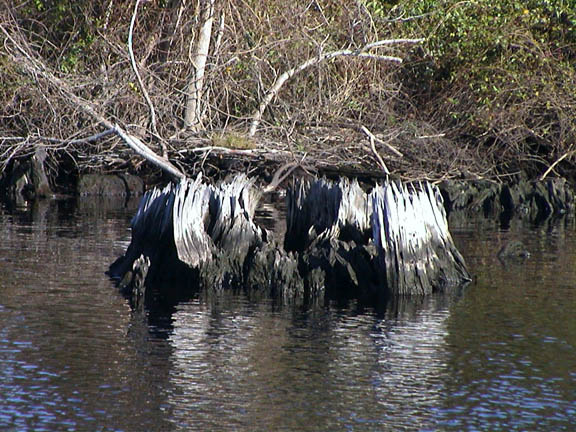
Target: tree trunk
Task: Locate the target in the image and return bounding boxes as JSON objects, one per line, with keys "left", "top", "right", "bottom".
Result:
{"left": 184, "top": 0, "right": 215, "bottom": 130}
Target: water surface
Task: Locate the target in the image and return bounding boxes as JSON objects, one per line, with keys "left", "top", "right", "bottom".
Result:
{"left": 0, "top": 198, "right": 575, "bottom": 431}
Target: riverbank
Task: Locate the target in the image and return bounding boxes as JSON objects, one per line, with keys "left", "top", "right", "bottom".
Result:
{"left": 2, "top": 1, "right": 574, "bottom": 193}
{"left": 2, "top": 132, "right": 575, "bottom": 226}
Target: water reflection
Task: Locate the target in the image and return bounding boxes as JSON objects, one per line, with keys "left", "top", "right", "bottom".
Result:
{"left": 147, "top": 292, "right": 457, "bottom": 431}
{"left": 0, "top": 198, "right": 575, "bottom": 431}
{"left": 437, "top": 214, "right": 576, "bottom": 431}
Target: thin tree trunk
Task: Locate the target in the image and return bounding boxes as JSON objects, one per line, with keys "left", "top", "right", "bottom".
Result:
{"left": 184, "top": 0, "right": 215, "bottom": 130}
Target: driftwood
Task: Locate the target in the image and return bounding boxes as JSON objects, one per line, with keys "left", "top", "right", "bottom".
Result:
{"left": 110, "top": 176, "right": 470, "bottom": 307}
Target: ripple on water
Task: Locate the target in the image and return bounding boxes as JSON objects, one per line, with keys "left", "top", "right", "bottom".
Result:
{"left": 1, "top": 207, "right": 576, "bottom": 431}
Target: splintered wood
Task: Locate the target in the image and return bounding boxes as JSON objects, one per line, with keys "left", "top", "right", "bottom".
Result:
{"left": 371, "top": 181, "right": 470, "bottom": 295}
{"left": 114, "top": 176, "right": 470, "bottom": 300}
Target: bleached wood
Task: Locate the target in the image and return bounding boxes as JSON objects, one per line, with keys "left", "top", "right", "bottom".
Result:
{"left": 370, "top": 181, "right": 470, "bottom": 295}
{"left": 184, "top": 0, "right": 215, "bottom": 130}
{"left": 131, "top": 182, "right": 176, "bottom": 246}
{"left": 173, "top": 174, "right": 214, "bottom": 267}
{"left": 286, "top": 178, "right": 372, "bottom": 250}
{"left": 539, "top": 149, "right": 575, "bottom": 181}
{"left": 361, "top": 125, "right": 389, "bottom": 174}
{"left": 127, "top": 174, "right": 265, "bottom": 272}
{"left": 118, "top": 175, "right": 469, "bottom": 298}
{"left": 112, "top": 125, "right": 185, "bottom": 179}
{"left": 249, "top": 38, "right": 424, "bottom": 137}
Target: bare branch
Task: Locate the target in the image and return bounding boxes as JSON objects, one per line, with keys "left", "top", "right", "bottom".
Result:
{"left": 112, "top": 125, "right": 185, "bottom": 179}
{"left": 360, "top": 125, "right": 404, "bottom": 157}
{"left": 0, "top": 22, "right": 186, "bottom": 180}
{"left": 248, "top": 38, "right": 424, "bottom": 137}
{"left": 128, "top": 0, "right": 164, "bottom": 153}
{"left": 361, "top": 126, "right": 389, "bottom": 174}
{"left": 362, "top": 38, "right": 425, "bottom": 49}
{"left": 39, "top": 129, "right": 116, "bottom": 146}
{"left": 540, "top": 148, "right": 575, "bottom": 181}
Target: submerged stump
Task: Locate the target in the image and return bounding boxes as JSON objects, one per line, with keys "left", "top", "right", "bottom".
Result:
{"left": 371, "top": 181, "right": 470, "bottom": 295}
{"left": 109, "top": 175, "right": 470, "bottom": 306}
{"left": 108, "top": 174, "right": 303, "bottom": 304}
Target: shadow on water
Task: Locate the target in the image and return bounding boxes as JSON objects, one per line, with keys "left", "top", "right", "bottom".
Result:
{"left": 130, "top": 272, "right": 468, "bottom": 337}
{"left": 1, "top": 195, "right": 576, "bottom": 431}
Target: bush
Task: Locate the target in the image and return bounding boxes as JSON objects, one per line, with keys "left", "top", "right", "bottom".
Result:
{"left": 3, "top": 0, "right": 576, "bottom": 181}
{"left": 387, "top": 0, "right": 576, "bottom": 176}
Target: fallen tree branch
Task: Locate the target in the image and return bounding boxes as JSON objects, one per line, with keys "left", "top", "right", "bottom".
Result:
{"left": 248, "top": 38, "right": 424, "bottom": 137}
{"left": 43, "top": 129, "right": 117, "bottom": 146}
{"left": 112, "top": 126, "right": 186, "bottom": 179}
{"left": 262, "top": 162, "right": 299, "bottom": 193}
{"left": 539, "top": 148, "right": 575, "bottom": 181}
{"left": 183, "top": 146, "right": 265, "bottom": 155}
{"left": 1, "top": 20, "right": 186, "bottom": 180}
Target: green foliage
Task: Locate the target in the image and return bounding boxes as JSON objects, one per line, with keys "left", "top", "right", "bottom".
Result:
{"left": 397, "top": 0, "right": 575, "bottom": 75}
{"left": 363, "top": 0, "right": 400, "bottom": 17}
{"left": 20, "top": 0, "right": 97, "bottom": 72}
{"left": 392, "top": 0, "right": 576, "bottom": 171}
{"left": 32, "top": 0, "right": 45, "bottom": 11}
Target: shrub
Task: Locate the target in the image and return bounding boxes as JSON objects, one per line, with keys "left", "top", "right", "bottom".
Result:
{"left": 385, "top": 0, "right": 576, "bottom": 176}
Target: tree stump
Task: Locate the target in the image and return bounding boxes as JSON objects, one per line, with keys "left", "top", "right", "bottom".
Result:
{"left": 109, "top": 175, "right": 471, "bottom": 305}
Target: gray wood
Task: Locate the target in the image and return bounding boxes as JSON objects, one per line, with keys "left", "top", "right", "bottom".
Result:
{"left": 111, "top": 175, "right": 471, "bottom": 302}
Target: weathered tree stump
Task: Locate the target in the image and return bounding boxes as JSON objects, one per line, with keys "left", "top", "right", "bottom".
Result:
{"left": 284, "top": 178, "right": 377, "bottom": 298}
{"left": 1, "top": 146, "right": 53, "bottom": 203}
{"left": 108, "top": 174, "right": 302, "bottom": 302}
{"left": 285, "top": 178, "right": 371, "bottom": 251}
{"left": 109, "top": 175, "right": 471, "bottom": 306}
{"left": 371, "top": 181, "right": 470, "bottom": 295}
{"left": 286, "top": 178, "right": 470, "bottom": 297}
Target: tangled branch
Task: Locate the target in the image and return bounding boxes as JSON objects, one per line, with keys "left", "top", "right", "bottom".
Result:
{"left": 249, "top": 38, "right": 424, "bottom": 136}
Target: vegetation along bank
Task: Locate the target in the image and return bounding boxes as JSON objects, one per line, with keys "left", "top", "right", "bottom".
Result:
{"left": 1, "top": 0, "right": 575, "bottom": 195}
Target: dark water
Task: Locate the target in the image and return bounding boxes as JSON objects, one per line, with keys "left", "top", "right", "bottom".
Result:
{"left": 1, "top": 198, "right": 575, "bottom": 431}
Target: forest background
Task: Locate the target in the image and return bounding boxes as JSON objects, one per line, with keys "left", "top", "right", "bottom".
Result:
{"left": 1, "top": 0, "right": 575, "bottom": 190}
